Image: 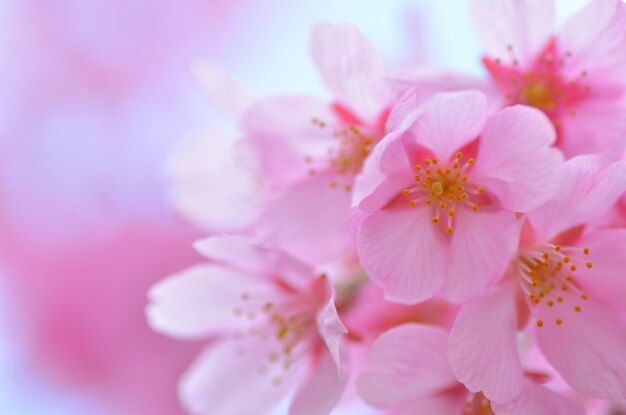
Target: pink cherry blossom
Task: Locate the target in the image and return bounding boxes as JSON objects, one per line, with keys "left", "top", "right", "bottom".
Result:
{"left": 146, "top": 236, "right": 347, "bottom": 415}
{"left": 448, "top": 155, "right": 626, "bottom": 403}
{"left": 392, "top": 0, "right": 626, "bottom": 158}
{"left": 354, "top": 89, "right": 562, "bottom": 303}
{"left": 472, "top": 0, "right": 626, "bottom": 157}
{"left": 169, "top": 22, "right": 392, "bottom": 264}
{"left": 357, "top": 323, "right": 585, "bottom": 414}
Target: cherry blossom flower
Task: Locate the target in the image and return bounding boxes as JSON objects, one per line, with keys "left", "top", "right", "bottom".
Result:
{"left": 357, "top": 323, "right": 584, "bottom": 415}
{"left": 354, "top": 89, "right": 562, "bottom": 303}
{"left": 146, "top": 236, "right": 347, "bottom": 415}
{"left": 392, "top": 0, "right": 626, "bottom": 158}
{"left": 448, "top": 155, "right": 626, "bottom": 403}
{"left": 169, "top": 22, "right": 392, "bottom": 264}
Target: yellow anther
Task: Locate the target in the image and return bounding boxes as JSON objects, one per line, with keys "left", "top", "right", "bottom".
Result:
{"left": 432, "top": 217, "right": 440, "bottom": 224}
{"left": 447, "top": 227, "right": 454, "bottom": 234}
{"left": 581, "top": 293, "right": 588, "bottom": 300}
{"left": 471, "top": 204, "right": 479, "bottom": 212}
{"left": 448, "top": 209, "right": 455, "bottom": 217}
{"left": 414, "top": 175, "right": 421, "bottom": 182}
{"left": 468, "top": 158, "right": 475, "bottom": 165}
{"left": 585, "top": 262, "right": 592, "bottom": 269}
{"left": 569, "top": 265, "right": 576, "bottom": 271}
{"left": 536, "top": 320, "right": 544, "bottom": 327}
{"left": 409, "top": 200, "right": 417, "bottom": 207}
{"left": 554, "top": 245, "right": 561, "bottom": 252}
{"left": 415, "top": 164, "right": 422, "bottom": 171}
{"left": 555, "top": 318, "right": 562, "bottom": 326}
{"left": 476, "top": 186, "right": 484, "bottom": 194}
{"left": 583, "top": 247, "right": 590, "bottom": 255}
{"left": 456, "top": 152, "right": 463, "bottom": 159}
{"left": 574, "top": 305, "right": 581, "bottom": 312}
{"left": 439, "top": 202, "right": 447, "bottom": 209}
{"left": 432, "top": 181, "right": 444, "bottom": 195}
{"left": 402, "top": 189, "right": 410, "bottom": 196}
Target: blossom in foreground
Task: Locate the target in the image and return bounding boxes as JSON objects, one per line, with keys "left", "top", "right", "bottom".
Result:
{"left": 357, "top": 323, "right": 584, "bottom": 414}
{"left": 146, "top": 236, "right": 347, "bottom": 415}
{"left": 354, "top": 89, "right": 562, "bottom": 303}
{"left": 448, "top": 155, "right": 626, "bottom": 403}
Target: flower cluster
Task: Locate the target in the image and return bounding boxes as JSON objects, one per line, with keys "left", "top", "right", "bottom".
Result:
{"left": 147, "top": 1, "right": 626, "bottom": 414}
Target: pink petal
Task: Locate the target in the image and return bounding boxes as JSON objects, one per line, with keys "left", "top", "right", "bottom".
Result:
{"left": 180, "top": 340, "right": 300, "bottom": 415}
{"left": 442, "top": 209, "right": 523, "bottom": 302}
{"left": 575, "top": 229, "right": 626, "bottom": 312}
{"left": 408, "top": 90, "right": 487, "bottom": 162}
{"left": 309, "top": 22, "right": 387, "bottom": 119}
{"left": 240, "top": 95, "right": 335, "bottom": 185}
{"left": 472, "top": 105, "right": 562, "bottom": 213}
{"left": 254, "top": 172, "right": 353, "bottom": 264}
{"left": 189, "top": 58, "right": 256, "bottom": 119}
{"left": 559, "top": 97, "right": 626, "bottom": 158}
{"left": 316, "top": 297, "right": 348, "bottom": 370}
{"left": 469, "top": 0, "right": 556, "bottom": 65}
{"left": 387, "top": 68, "right": 503, "bottom": 114}
{"left": 289, "top": 348, "right": 348, "bottom": 415}
{"left": 146, "top": 264, "right": 274, "bottom": 339}
{"left": 448, "top": 283, "right": 523, "bottom": 404}
{"left": 536, "top": 296, "right": 626, "bottom": 400}
{"left": 357, "top": 324, "right": 457, "bottom": 408}
{"left": 193, "top": 236, "right": 313, "bottom": 289}
{"left": 167, "top": 131, "right": 260, "bottom": 232}
{"left": 527, "top": 156, "right": 626, "bottom": 241}
{"left": 357, "top": 208, "right": 448, "bottom": 304}
{"left": 559, "top": 0, "right": 626, "bottom": 85}
{"left": 353, "top": 130, "right": 415, "bottom": 212}
{"left": 385, "top": 390, "right": 466, "bottom": 415}
{"left": 492, "top": 381, "right": 585, "bottom": 415}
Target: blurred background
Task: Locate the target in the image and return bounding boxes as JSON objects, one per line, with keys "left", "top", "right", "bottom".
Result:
{"left": 0, "top": 0, "right": 588, "bottom": 413}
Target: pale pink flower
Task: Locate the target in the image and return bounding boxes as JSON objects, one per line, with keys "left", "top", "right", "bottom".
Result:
{"left": 170, "top": 22, "right": 392, "bottom": 264}
{"left": 448, "top": 155, "right": 626, "bottom": 403}
{"left": 357, "top": 323, "right": 585, "bottom": 414}
{"left": 354, "top": 89, "right": 562, "bottom": 303}
{"left": 146, "top": 236, "right": 347, "bottom": 415}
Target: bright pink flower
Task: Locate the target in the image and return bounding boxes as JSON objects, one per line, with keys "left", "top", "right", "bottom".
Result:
{"left": 475, "top": 0, "right": 626, "bottom": 157}
{"left": 357, "top": 323, "right": 585, "bottom": 414}
{"left": 146, "top": 236, "right": 347, "bottom": 415}
{"left": 354, "top": 89, "right": 562, "bottom": 303}
{"left": 448, "top": 155, "right": 626, "bottom": 403}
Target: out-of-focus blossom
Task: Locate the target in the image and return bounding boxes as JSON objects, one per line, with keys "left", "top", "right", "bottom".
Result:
{"left": 357, "top": 323, "right": 584, "bottom": 414}
{"left": 147, "top": 236, "right": 347, "bottom": 415}
{"left": 354, "top": 89, "right": 562, "bottom": 303}
{"left": 169, "top": 22, "right": 392, "bottom": 264}
{"left": 448, "top": 155, "right": 626, "bottom": 403}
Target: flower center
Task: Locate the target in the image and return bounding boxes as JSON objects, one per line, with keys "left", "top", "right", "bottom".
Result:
{"left": 305, "top": 104, "right": 388, "bottom": 192}
{"left": 483, "top": 42, "right": 590, "bottom": 125}
{"left": 401, "top": 152, "right": 483, "bottom": 233}
{"left": 463, "top": 392, "right": 494, "bottom": 415}
{"left": 514, "top": 243, "right": 592, "bottom": 327}
{"left": 232, "top": 291, "right": 316, "bottom": 385}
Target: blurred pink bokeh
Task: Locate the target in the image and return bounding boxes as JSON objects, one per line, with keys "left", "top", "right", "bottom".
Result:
{"left": 0, "top": 0, "right": 249, "bottom": 413}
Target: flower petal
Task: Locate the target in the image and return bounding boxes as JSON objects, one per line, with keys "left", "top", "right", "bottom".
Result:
{"left": 316, "top": 297, "right": 348, "bottom": 370}
{"left": 357, "top": 324, "right": 457, "bottom": 408}
{"left": 353, "top": 130, "right": 415, "bottom": 212}
{"left": 448, "top": 283, "right": 523, "bottom": 404}
{"left": 309, "top": 22, "right": 387, "bottom": 118}
{"left": 469, "top": 0, "right": 556, "bottom": 65}
{"left": 254, "top": 172, "right": 353, "bottom": 264}
{"left": 179, "top": 339, "right": 300, "bottom": 415}
{"left": 559, "top": 0, "right": 626, "bottom": 85}
{"left": 357, "top": 208, "right": 448, "bottom": 304}
{"left": 146, "top": 264, "right": 273, "bottom": 339}
{"left": 193, "top": 236, "right": 313, "bottom": 289}
{"left": 189, "top": 58, "right": 256, "bottom": 118}
{"left": 575, "top": 229, "right": 626, "bottom": 312}
{"left": 385, "top": 390, "right": 466, "bottom": 415}
{"left": 289, "top": 347, "right": 348, "bottom": 415}
{"left": 167, "top": 131, "right": 260, "bottom": 232}
{"left": 527, "top": 155, "right": 626, "bottom": 241}
{"left": 492, "top": 381, "right": 585, "bottom": 415}
{"left": 407, "top": 90, "right": 487, "bottom": 162}
{"left": 472, "top": 105, "right": 562, "bottom": 213}
{"left": 536, "top": 296, "right": 626, "bottom": 400}
{"left": 442, "top": 209, "right": 522, "bottom": 303}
